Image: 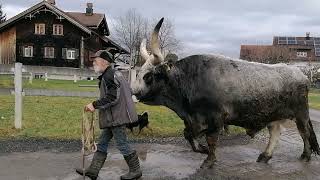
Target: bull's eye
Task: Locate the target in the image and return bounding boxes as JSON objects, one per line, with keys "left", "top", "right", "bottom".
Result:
{"left": 143, "top": 72, "right": 153, "bottom": 85}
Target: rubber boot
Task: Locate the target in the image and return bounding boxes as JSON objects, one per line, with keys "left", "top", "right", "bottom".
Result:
{"left": 120, "top": 151, "right": 142, "bottom": 180}
{"left": 76, "top": 151, "right": 107, "bottom": 180}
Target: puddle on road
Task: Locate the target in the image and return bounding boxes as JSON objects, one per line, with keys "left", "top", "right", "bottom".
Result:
{"left": 2, "top": 121, "right": 320, "bottom": 180}
{"left": 94, "top": 121, "right": 320, "bottom": 180}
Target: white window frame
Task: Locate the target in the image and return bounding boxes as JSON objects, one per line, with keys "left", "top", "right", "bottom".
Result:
{"left": 35, "top": 23, "right": 45, "bottom": 35}
{"left": 23, "top": 46, "right": 33, "bottom": 57}
{"left": 67, "top": 49, "right": 76, "bottom": 60}
{"left": 44, "top": 47, "right": 55, "bottom": 58}
{"left": 297, "top": 51, "right": 307, "bottom": 57}
{"left": 53, "top": 24, "right": 63, "bottom": 35}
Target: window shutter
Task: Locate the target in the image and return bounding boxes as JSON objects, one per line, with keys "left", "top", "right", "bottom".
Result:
{"left": 75, "top": 49, "right": 79, "bottom": 59}
{"left": 52, "top": 47, "right": 55, "bottom": 58}
{"left": 35, "top": 24, "right": 38, "bottom": 34}
{"left": 31, "top": 46, "right": 34, "bottom": 57}
{"left": 20, "top": 46, "right": 24, "bottom": 57}
{"left": 60, "top": 25, "right": 63, "bottom": 35}
{"left": 62, "top": 48, "right": 67, "bottom": 59}
{"left": 42, "top": 47, "right": 46, "bottom": 58}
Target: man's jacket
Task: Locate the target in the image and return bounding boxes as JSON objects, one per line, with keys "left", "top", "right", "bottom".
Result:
{"left": 93, "top": 66, "right": 138, "bottom": 128}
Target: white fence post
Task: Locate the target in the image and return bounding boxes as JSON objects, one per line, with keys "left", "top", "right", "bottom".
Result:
{"left": 29, "top": 72, "right": 33, "bottom": 84}
{"left": 45, "top": 73, "right": 48, "bottom": 81}
{"left": 14, "top": 63, "right": 23, "bottom": 129}
{"left": 74, "top": 74, "right": 77, "bottom": 83}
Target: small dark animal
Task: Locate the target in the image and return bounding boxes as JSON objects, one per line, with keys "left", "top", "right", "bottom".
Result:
{"left": 126, "top": 112, "right": 149, "bottom": 134}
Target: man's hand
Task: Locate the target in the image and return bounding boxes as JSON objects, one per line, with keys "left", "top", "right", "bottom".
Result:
{"left": 84, "top": 103, "right": 95, "bottom": 112}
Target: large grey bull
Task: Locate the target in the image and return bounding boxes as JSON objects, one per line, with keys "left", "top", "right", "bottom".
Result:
{"left": 132, "top": 18, "right": 320, "bottom": 168}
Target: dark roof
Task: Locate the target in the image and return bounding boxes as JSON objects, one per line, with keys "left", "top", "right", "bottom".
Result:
{"left": 66, "top": 12, "right": 105, "bottom": 28}
{"left": 90, "top": 30, "right": 129, "bottom": 54}
{"left": 66, "top": 12, "right": 110, "bottom": 35}
{"left": 102, "top": 36, "right": 129, "bottom": 54}
{"left": 0, "top": 1, "right": 91, "bottom": 34}
{"left": 0, "top": 1, "right": 127, "bottom": 54}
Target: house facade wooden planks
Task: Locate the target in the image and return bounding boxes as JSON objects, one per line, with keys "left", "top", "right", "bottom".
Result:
{"left": 0, "top": 26, "right": 16, "bottom": 64}
{"left": 0, "top": 0, "right": 128, "bottom": 68}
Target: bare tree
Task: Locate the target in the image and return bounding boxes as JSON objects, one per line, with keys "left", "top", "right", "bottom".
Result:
{"left": 244, "top": 46, "right": 290, "bottom": 64}
{"left": 112, "top": 9, "right": 148, "bottom": 66}
{"left": 264, "top": 47, "right": 290, "bottom": 64}
{"left": 111, "top": 9, "right": 182, "bottom": 67}
{"left": 0, "top": 4, "right": 6, "bottom": 23}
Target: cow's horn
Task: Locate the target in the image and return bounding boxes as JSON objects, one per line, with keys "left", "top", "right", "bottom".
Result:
{"left": 140, "top": 38, "right": 150, "bottom": 65}
{"left": 151, "top": 17, "right": 164, "bottom": 65}
{"left": 106, "top": 47, "right": 117, "bottom": 52}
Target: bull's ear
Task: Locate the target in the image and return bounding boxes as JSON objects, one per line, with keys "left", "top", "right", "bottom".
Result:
{"left": 154, "top": 64, "right": 169, "bottom": 81}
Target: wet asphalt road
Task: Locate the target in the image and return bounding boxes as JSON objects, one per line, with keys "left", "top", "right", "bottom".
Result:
{"left": 1, "top": 110, "right": 320, "bottom": 180}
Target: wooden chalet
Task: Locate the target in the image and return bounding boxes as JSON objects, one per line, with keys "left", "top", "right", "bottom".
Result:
{"left": 0, "top": 0, "right": 128, "bottom": 68}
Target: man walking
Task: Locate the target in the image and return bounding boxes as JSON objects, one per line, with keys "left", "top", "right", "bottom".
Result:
{"left": 76, "top": 50, "right": 142, "bottom": 180}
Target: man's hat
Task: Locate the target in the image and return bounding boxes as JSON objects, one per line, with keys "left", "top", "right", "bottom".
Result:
{"left": 90, "top": 50, "right": 114, "bottom": 63}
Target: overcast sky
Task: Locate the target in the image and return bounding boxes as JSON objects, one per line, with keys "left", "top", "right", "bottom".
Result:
{"left": 2, "top": 0, "right": 320, "bottom": 58}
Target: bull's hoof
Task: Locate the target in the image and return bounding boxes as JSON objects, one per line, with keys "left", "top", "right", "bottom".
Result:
{"left": 300, "top": 152, "right": 311, "bottom": 162}
{"left": 256, "top": 152, "right": 272, "bottom": 163}
{"left": 198, "top": 144, "right": 209, "bottom": 154}
{"left": 200, "top": 158, "right": 217, "bottom": 169}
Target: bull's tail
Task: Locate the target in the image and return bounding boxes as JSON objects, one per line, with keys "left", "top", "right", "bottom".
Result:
{"left": 308, "top": 120, "right": 320, "bottom": 155}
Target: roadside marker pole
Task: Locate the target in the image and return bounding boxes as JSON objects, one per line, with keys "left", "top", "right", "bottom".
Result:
{"left": 14, "top": 63, "right": 23, "bottom": 129}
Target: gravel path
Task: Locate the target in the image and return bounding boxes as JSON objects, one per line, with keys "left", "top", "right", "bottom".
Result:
{"left": 0, "top": 134, "right": 251, "bottom": 154}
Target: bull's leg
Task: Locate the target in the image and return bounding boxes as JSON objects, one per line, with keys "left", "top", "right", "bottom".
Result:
{"left": 295, "top": 85, "right": 320, "bottom": 161}
{"left": 257, "top": 120, "right": 286, "bottom": 163}
{"left": 184, "top": 127, "right": 208, "bottom": 154}
{"left": 200, "top": 133, "right": 219, "bottom": 169}
{"left": 296, "top": 110, "right": 313, "bottom": 161}
{"left": 221, "top": 125, "right": 230, "bottom": 135}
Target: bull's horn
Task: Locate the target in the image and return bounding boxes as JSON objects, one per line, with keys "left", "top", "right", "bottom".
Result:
{"left": 106, "top": 47, "right": 117, "bottom": 52}
{"left": 151, "top": 17, "right": 164, "bottom": 65}
{"left": 140, "top": 38, "right": 150, "bottom": 65}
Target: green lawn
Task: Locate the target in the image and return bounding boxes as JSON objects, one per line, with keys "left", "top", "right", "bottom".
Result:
{"left": 1, "top": 84, "right": 319, "bottom": 140}
{"left": 0, "top": 75, "right": 98, "bottom": 92}
{"left": 3, "top": 76, "right": 320, "bottom": 140}
{"left": 0, "top": 95, "right": 184, "bottom": 139}
{"left": 0, "top": 95, "right": 245, "bottom": 140}
{"left": 309, "top": 88, "right": 320, "bottom": 110}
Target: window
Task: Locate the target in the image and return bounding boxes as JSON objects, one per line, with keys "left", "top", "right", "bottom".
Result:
{"left": 62, "top": 48, "right": 79, "bottom": 59}
{"left": 44, "top": 47, "right": 55, "bottom": 58}
{"left": 315, "top": 48, "right": 320, "bottom": 57}
{"left": 314, "top": 37, "right": 320, "bottom": 46}
{"left": 278, "top": 37, "right": 287, "bottom": 45}
{"left": 278, "top": 37, "right": 297, "bottom": 45}
{"left": 297, "top": 51, "right": 307, "bottom": 57}
{"left": 67, "top": 49, "right": 76, "bottom": 59}
{"left": 35, "top": 23, "right": 45, "bottom": 35}
{"left": 23, "top": 46, "right": 33, "bottom": 57}
{"left": 287, "top": 37, "right": 297, "bottom": 45}
{"left": 53, "top": 24, "right": 63, "bottom": 35}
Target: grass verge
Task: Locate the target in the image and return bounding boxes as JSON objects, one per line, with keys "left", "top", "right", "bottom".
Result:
{"left": 0, "top": 75, "right": 98, "bottom": 92}
{"left": 0, "top": 95, "right": 245, "bottom": 140}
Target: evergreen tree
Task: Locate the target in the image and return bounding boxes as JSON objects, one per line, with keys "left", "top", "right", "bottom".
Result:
{"left": 0, "top": 4, "right": 6, "bottom": 23}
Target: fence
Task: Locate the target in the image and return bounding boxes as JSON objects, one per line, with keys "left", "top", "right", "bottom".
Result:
{"left": 0, "top": 63, "right": 137, "bottom": 129}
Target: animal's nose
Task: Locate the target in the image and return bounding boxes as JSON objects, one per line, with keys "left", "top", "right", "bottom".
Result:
{"left": 135, "top": 92, "right": 141, "bottom": 98}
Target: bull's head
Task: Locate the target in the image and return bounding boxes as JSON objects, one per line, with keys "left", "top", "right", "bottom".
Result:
{"left": 132, "top": 18, "right": 169, "bottom": 102}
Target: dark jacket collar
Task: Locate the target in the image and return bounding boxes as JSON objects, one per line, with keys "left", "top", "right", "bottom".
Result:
{"left": 98, "top": 66, "right": 112, "bottom": 81}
